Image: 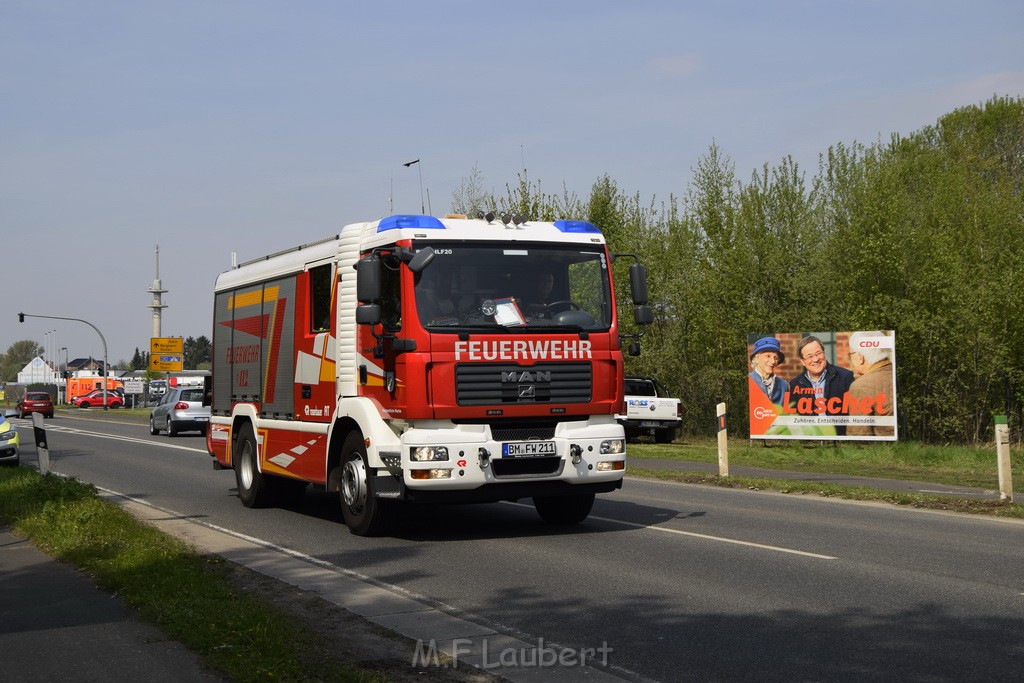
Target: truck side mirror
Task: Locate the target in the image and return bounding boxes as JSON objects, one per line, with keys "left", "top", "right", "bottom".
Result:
{"left": 634, "top": 304, "right": 654, "bottom": 326}
{"left": 407, "top": 246, "right": 435, "bottom": 273}
{"left": 355, "top": 304, "right": 381, "bottom": 326}
{"left": 629, "top": 263, "right": 648, "bottom": 306}
{"left": 356, "top": 257, "right": 381, "bottom": 303}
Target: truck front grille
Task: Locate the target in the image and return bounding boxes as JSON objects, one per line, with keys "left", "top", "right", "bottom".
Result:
{"left": 455, "top": 362, "right": 591, "bottom": 406}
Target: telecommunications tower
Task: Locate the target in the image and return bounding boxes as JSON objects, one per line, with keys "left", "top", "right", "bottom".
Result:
{"left": 147, "top": 245, "right": 168, "bottom": 338}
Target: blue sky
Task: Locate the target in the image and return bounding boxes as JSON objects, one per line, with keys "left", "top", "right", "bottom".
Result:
{"left": 2, "top": 1, "right": 1022, "bottom": 365}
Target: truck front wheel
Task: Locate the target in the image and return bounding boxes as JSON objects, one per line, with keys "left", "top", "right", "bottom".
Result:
{"left": 533, "top": 493, "right": 595, "bottom": 525}
{"left": 235, "top": 423, "right": 276, "bottom": 508}
{"left": 338, "top": 432, "right": 394, "bottom": 536}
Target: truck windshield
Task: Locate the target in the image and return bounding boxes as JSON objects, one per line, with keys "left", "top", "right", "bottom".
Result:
{"left": 413, "top": 242, "right": 613, "bottom": 331}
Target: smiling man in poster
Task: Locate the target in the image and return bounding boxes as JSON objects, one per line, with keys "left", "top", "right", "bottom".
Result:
{"left": 845, "top": 330, "right": 896, "bottom": 437}
{"left": 747, "top": 331, "right": 898, "bottom": 441}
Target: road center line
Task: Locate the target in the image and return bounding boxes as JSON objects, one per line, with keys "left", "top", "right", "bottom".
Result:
{"left": 26, "top": 422, "right": 206, "bottom": 453}
{"left": 504, "top": 502, "right": 837, "bottom": 559}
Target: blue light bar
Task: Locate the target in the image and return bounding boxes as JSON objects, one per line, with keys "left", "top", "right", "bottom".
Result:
{"left": 553, "top": 219, "right": 601, "bottom": 234}
{"left": 377, "top": 215, "right": 446, "bottom": 232}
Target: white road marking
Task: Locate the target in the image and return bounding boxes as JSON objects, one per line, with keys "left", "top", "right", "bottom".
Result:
{"left": 15, "top": 420, "right": 206, "bottom": 453}
{"left": 505, "top": 501, "right": 838, "bottom": 560}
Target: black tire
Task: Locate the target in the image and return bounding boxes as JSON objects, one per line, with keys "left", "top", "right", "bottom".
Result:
{"left": 234, "top": 423, "right": 276, "bottom": 508}
{"left": 149, "top": 416, "right": 159, "bottom": 435}
{"left": 655, "top": 427, "right": 676, "bottom": 444}
{"left": 79, "top": 402, "right": 90, "bottom": 409}
{"left": 110, "top": 402, "right": 121, "bottom": 409}
{"left": 533, "top": 493, "right": 595, "bottom": 525}
{"left": 338, "top": 432, "right": 394, "bottom": 536}
{"left": 167, "top": 418, "right": 177, "bottom": 437}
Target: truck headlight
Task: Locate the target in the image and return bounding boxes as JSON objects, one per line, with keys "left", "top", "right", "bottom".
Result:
{"left": 410, "top": 446, "right": 449, "bottom": 462}
{"left": 410, "top": 468, "right": 452, "bottom": 480}
{"left": 600, "top": 439, "right": 625, "bottom": 455}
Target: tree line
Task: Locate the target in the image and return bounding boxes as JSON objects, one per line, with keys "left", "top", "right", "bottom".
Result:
{"left": 1, "top": 335, "right": 212, "bottom": 381}
{"left": 454, "top": 96, "right": 1024, "bottom": 444}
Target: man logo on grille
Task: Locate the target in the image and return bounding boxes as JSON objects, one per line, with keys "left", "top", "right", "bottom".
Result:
{"left": 502, "top": 370, "right": 552, "bottom": 383}
{"left": 519, "top": 385, "right": 536, "bottom": 399}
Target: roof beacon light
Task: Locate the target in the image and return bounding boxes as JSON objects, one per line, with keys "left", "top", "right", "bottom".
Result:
{"left": 553, "top": 219, "right": 601, "bottom": 234}
{"left": 378, "top": 215, "right": 445, "bottom": 232}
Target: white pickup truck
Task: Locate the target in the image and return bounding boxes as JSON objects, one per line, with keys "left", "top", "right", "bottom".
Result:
{"left": 617, "top": 376, "right": 682, "bottom": 444}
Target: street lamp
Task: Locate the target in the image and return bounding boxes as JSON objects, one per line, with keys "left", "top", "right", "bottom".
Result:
{"left": 18, "top": 312, "right": 110, "bottom": 411}
{"left": 60, "top": 347, "right": 69, "bottom": 404}
{"left": 49, "top": 330, "right": 57, "bottom": 383}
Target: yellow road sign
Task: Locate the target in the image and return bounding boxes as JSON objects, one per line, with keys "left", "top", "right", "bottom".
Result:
{"left": 150, "top": 355, "right": 183, "bottom": 372}
{"left": 151, "top": 337, "right": 184, "bottom": 354}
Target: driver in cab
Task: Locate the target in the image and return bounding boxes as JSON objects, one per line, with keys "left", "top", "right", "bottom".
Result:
{"left": 522, "top": 270, "right": 556, "bottom": 311}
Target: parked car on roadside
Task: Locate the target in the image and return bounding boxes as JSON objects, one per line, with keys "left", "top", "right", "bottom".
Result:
{"left": 149, "top": 386, "right": 210, "bottom": 436}
{"left": 0, "top": 412, "right": 20, "bottom": 466}
{"left": 16, "top": 391, "right": 55, "bottom": 419}
{"left": 71, "top": 389, "right": 123, "bottom": 409}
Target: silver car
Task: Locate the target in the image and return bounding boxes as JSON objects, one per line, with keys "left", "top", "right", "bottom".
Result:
{"left": 149, "top": 386, "right": 210, "bottom": 436}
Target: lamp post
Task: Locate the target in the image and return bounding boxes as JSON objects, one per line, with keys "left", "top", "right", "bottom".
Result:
{"left": 42, "top": 332, "right": 50, "bottom": 384}
{"left": 60, "top": 347, "right": 69, "bottom": 404}
{"left": 18, "top": 312, "right": 110, "bottom": 411}
{"left": 403, "top": 158, "right": 425, "bottom": 214}
{"left": 50, "top": 330, "right": 57, "bottom": 383}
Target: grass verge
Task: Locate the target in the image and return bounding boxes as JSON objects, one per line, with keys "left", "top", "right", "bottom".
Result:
{"left": 630, "top": 438, "right": 1023, "bottom": 492}
{"left": 628, "top": 467, "right": 1024, "bottom": 519}
{"left": 0, "top": 466, "right": 392, "bottom": 682}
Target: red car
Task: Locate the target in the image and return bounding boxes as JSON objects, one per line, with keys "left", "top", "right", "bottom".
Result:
{"left": 71, "top": 389, "right": 123, "bottom": 409}
{"left": 17, "top": 391, "right": 55, "bottom": 419}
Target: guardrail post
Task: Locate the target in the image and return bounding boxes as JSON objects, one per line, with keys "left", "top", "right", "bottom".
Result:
{"left": 32, "top": 412, "right": 50, "bottom": 475}
{"left": 995, "top": 415, "right": 1012, "bottom": 502}
{"left": 717, "top": 402, "right": 729, "bottom": 477}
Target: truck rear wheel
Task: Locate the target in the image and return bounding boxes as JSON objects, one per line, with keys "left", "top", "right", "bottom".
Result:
{"left": 338, "top": 432, "right": 394, "bottom": 536}
{"left": 533, "top": 493, "right": 595, "bottom": 525}
{"left": 235, "top": 423, "right": 276, "bottom": 508}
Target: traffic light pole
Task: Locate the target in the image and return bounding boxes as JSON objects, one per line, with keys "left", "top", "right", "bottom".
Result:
{"left": 18, "top": 312, "right": 110, "bottom": 411}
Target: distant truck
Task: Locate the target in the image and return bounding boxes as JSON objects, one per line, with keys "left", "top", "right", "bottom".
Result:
{"left": 617, "top": 377, "right": 682, "bottom": 444}
{"left": 149, "top": 375, "right": 207, "bottom": 402}
{"left": 66, "top": 377, "right": 124, "bottom": 403}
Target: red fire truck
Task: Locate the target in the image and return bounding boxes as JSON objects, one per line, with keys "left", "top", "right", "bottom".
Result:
{"left": 207, "top": 213, "right": 652, "bottom": 535}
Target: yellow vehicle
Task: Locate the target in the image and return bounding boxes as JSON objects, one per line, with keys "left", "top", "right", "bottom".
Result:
{"left": 0, "top": 412, "right": 20, "bottom": 467}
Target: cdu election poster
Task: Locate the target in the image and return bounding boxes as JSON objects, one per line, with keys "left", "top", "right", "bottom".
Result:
{"left": 747, "top": 331, "right": 897, "bottom": 441}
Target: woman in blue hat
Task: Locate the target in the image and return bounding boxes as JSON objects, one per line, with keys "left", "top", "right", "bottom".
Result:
{"left": 749, "top": 336, "right": 789, "bottom": 404}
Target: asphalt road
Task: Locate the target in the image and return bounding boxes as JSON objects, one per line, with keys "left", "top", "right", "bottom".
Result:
{"left": 15, "top": 412, "right": 1024, "bottom": 681}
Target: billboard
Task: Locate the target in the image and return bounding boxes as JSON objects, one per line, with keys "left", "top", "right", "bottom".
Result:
{"left": 747, "top": 330, "right": 897, "bottom": 441}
